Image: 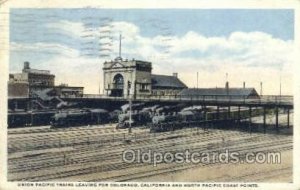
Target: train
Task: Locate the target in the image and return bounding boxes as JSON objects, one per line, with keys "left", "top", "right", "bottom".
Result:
{"left": 49, "top": 103, "right": 266, "bottom": 131}
{"left": 150, "top": 110, "right": 205, "bottom": 132}
{"left": 149, "top": 107, "right": 265, "bottom": 132}
{"left": 50, "top": 109, "right": 111, "bottom": 128}
{"left": 116, "top": 104, "right": 188, "bottom": 129}
{"left": 116, "top": 110, "right": 154, "bottom": 129}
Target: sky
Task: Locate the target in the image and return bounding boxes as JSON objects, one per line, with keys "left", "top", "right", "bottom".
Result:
{"left": 9, "top": 9, "right": 294, "bottom": 95}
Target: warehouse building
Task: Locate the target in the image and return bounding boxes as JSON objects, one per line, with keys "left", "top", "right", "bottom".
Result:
{"left": 8, "top": 62, "right": 84, "bottom": 98}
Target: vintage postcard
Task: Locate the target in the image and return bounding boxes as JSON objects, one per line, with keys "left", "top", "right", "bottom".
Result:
{"left": 0, "top": 0, "right": 299, "bottom": 190}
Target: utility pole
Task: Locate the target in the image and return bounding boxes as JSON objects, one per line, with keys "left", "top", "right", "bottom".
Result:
{"left": 260, "top": 82, "right": 263, "bottom": 96}
{"left": 99, "top": 69, "right": 101, "bottom": 95}
{"left": 119, "top": 34, "right": 122, "bottom": 58}
{"left": 129, "top": 96, "right": 132, "bottom": 133}
{"left": 197, "top": 72, "right": 198, "bottom": 88}
{"left": 279, "top": 74, "right": 282, "bottom": 97}
{"left": 128, "top": 80, "right": 132, "bottom": 134}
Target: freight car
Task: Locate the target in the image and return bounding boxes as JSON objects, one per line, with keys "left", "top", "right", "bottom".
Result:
{"left": 50, "top": 109, "right": 110, "bottom": 128}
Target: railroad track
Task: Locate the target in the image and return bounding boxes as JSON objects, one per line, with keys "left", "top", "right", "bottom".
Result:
{"left": 8, "top": 124, "right": 118, "bottom": 135}
{"left": 86, "top": 141, "right": 292, "bottom": 182}
{"left": 8, "top": 129, "right": 244, "bottom": 172}
{"left": 8, "top": 129, "right": 254, "bottom": 179}
{"left": 8, "top": 124, "right": 120, "bottom": 141}
{"left": 8, "top": 128, "right": 292, "bottom": 181}
{"left": 8, "top": 125, "right": 212, "bottom": 153}
{"left": 8, "top": 126, "right": 149, "bottom": 153}
{"left": 8, "top": 119, "right": 290, "bottom": 153}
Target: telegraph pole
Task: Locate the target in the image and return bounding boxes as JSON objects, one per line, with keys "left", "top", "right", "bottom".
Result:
{"left": 128, "top": 81, "right": 132, "bottom": 133}
{"left": 260, "top": 82, "right": 263, "bottom": 96}
{"left": 279, "top": 74, "right": 282, "bottom": 98}
{"left": 129, "top": 95, "right": 132, "bottom": 133}
{"left": 119, "top": 34, "right": 122, "bottom": 58}
{"left": 99, "top": 68, "right": 101, "bottom": 95}
{"left": 197, "top": 72, "right": 199, "bottom": 88}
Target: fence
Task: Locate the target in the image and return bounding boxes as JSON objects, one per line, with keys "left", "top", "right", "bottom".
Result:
{"left": 76, "top": 94, "right": 293, "bottom": 105}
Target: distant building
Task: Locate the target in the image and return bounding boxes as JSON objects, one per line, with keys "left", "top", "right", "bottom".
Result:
{"left": 179, "top": 82, "right": 260, "bottom": 99}
{"left": 9, "top": 61, "right": 55, "bottom": 87}
{"left": 8, "top": 81, "right": 29, "bottom": 98}
{"left": 53, "top": 84, "right": 84, "bottom": 98}
{"left": 8, "top": 62, "right": 84, "bottom": 98}
{"left": 151, "top": 74, "right": 187, "bottom": 96}
{"left": 103, "top": 57, "right": 187, "bottom": 98}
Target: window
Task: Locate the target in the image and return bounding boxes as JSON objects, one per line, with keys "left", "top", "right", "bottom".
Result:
{"left": 141, "top": 84, "right": 147, "bottom": 90}
{"left": 140, "top": 84, "right": 149, "bottom": 92}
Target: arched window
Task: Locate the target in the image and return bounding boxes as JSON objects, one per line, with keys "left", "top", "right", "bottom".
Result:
{"left": 113, "top": 74, "right": 124, "bottom": 89}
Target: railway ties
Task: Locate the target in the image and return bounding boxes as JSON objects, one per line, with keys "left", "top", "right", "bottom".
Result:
{"left": 8, "top": 124, "right": 146, "bottom": 144}
{"left": 79, "top": 134, "right": 292, "bottom": 182}
{"left": 9, "top": 124, "right": 201, "bottom": 152}
{"left": 9, "top": 128, "right": 212, "bottom": 168}
{"left": 8, "top": 128, "right": 291, "bottom": 181}
{"left": 7, "top": 129, "right": 241, "bottom": 180}
{"left": 8, "top": 126, "right": 149, "bottom": 153}
{"left": 8, "top": 124, "right": 119, "bottom": 141}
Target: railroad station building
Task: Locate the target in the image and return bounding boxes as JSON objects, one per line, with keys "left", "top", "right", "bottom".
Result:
{"left": 103, "top": 57, "right": 187, "bottom": 98}
{"left": 103, "top": 56, "right": 260, "bottom": 99}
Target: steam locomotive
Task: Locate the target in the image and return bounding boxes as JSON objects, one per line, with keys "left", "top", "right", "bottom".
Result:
{"left": 116, "top": 110, "right": 154, "bottom": 129}
{"left": 116, "top": 104, "right": 188, "bottom": 129}
{"left": 50, "top": 109, "right": 111, "bottom": 128}
{"left": 150, "top": 110, "right": 205, "bottom": 132}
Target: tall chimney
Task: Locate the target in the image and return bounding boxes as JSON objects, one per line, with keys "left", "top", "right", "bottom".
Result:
{"left": 243, "top": 82, "right": 245, "bottom": 89}
{"left": 173, "top": 73, "right": 178, "bottom": 78}
{"left": 225, "top": 81, "right": 229, "bottom": 95}
{"left": 260, "top": 82, "right": 263, "bottom": 96}
{"left": 23, "top": 61, "right": 30, "bottom": 73}
{"left": 24, "top": 61, "right": 30, "bottom": 70}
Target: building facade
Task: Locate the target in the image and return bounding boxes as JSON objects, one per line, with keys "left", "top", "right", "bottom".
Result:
{"left": 9, "top": 61, "right": 55, "bottom": 87}
{"left": 8, "top": 62, "right": 84, "bottom": 98}
{"left": 7, "top": 81, "right": 29, "bottom": 98}
{"left": 103, "top": 57, "right": 187, "bottom": 98}
{"left": 103, "top": 57, "right": 152, "bottom": 98}
{"left": 151, "top": 74, "right": 187, "bottom": 96}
